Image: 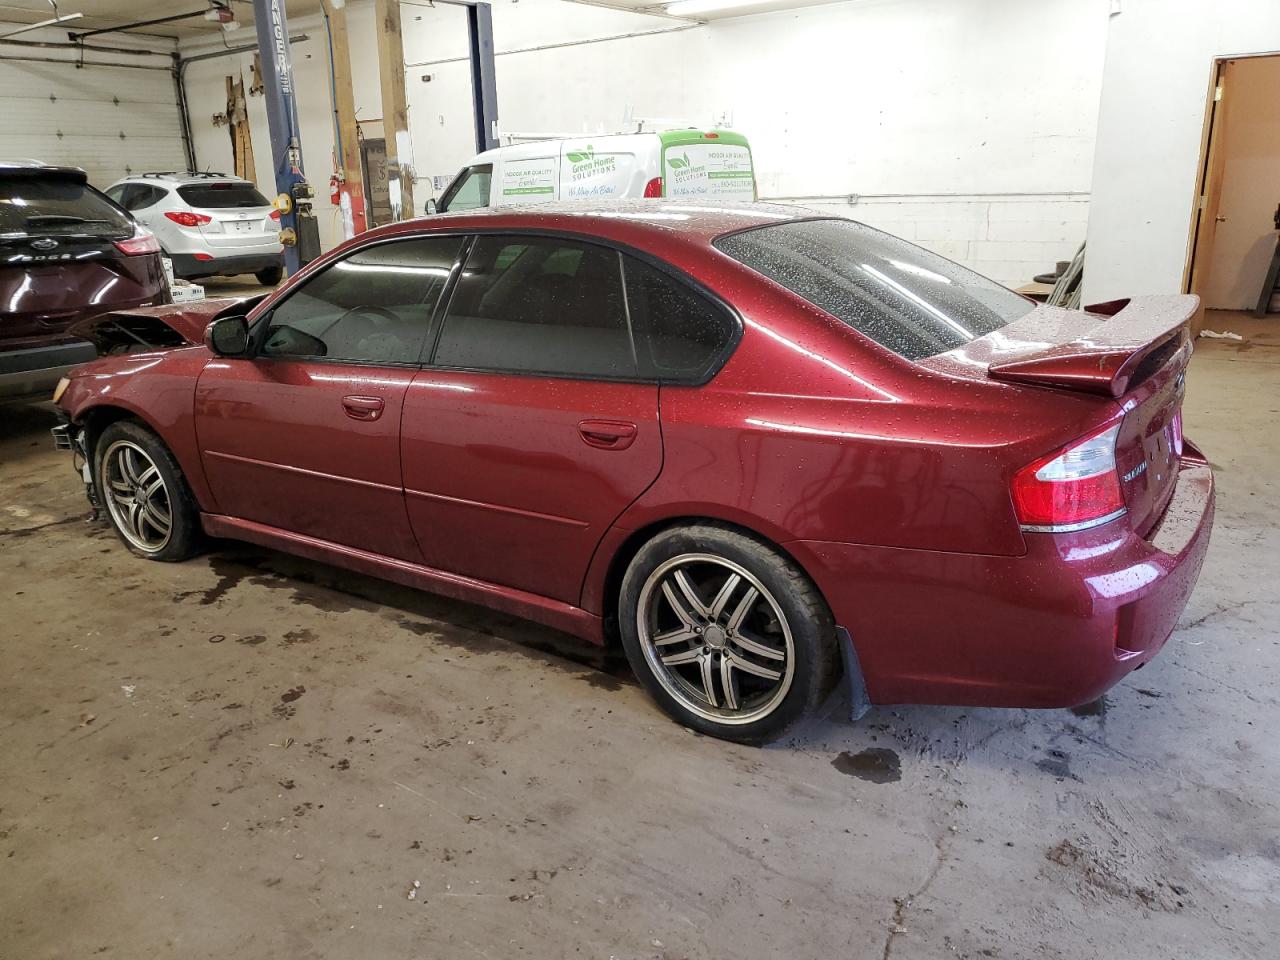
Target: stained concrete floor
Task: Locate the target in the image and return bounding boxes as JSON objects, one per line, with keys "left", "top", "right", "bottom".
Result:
{"left": 1, "top": 319, "right": 1277, "bottom": 960}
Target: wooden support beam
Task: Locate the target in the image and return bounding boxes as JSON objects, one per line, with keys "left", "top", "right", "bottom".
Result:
{"left": 374, "top": 0, "right": 413, "bottom": 220}
{"left": 322, "top": 0, "right": 368, "bottom": 236}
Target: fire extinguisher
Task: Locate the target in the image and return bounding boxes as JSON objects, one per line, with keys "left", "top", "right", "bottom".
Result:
{"left": 329, "top": 173, "right": 341, "bottom": 206}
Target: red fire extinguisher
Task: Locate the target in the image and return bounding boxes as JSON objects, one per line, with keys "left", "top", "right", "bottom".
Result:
{"left": 329, "top": 174, "right": 341, "bottom": 207}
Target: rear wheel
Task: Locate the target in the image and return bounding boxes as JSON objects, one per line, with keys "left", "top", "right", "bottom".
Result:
{"left": 254, "top": 264, "right": 283, "bottom": 286}
{"left": 619, "top": 525, "right": 835, "bottom": 744}
{"left": 95, "top": 420, "right": 201, "bottom": 562}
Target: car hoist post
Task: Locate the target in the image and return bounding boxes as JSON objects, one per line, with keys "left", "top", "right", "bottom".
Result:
{"left": 252, "top": 0, "right": 320, "bottom": 274}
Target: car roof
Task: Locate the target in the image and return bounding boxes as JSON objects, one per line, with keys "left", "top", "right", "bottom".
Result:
{"left": 0, "top": 160, "right": 88, "bottom": 180}
{"left": 115, "top": 171, "right": 254, "bottom": 185}
{"left": 367, "top": 199, "right": 816, "bottom": 250}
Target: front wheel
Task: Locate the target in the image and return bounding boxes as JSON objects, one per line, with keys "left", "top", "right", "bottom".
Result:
{"left": 618, "top": 525, "right": 836, "bottom": 744}
{"left": 94, "top": 420, "right": 201, "bottom": 562}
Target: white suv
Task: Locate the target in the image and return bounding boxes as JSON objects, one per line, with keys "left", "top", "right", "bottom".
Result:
{"left": 105, "top": 172, "right": 284, "bottom": 285}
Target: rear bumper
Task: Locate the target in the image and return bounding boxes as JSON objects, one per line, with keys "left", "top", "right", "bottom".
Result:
{"left": 171, "top": 251, "right": 282, "bottom": 280}
{"left": 788, "top": 445, "right": 1215, "bottom": 709}
{"left": 0, "top": 341, "right": 98, "bottom": 400}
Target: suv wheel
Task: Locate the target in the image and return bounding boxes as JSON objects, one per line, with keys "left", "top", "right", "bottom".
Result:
{"left": 95, "top": 420, "right": 201, "bottom": 562}
{"left": 618, "top": 525, "right": 835, "bottom": 744}
{"left": 255, "top": 265, "right": 283, "bottom": 286}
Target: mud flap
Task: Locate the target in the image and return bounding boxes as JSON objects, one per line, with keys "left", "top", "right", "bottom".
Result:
{"left": 836, "top": 626, "right": 872, "bottom": 722}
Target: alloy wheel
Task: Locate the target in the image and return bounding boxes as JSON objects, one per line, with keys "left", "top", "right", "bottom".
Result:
{"left": 101, "top": 440, "right": 173, "bottom": 554}
{"left": 636, "top": 553, "right": 796, "bottom": 725}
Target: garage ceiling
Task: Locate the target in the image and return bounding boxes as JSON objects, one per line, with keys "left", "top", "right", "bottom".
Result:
{"left": 0, "top": 0, "right": 315, "bottom": 41}
{"left": 584, "top": 0, "right": 848, "bottom": 22}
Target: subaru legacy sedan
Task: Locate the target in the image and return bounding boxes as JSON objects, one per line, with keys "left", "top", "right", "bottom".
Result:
{"left": 52, "top": 201, "right": 1214, "bottom": 743}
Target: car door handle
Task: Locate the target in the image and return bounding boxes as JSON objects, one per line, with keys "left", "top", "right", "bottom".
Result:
{"left": 342, "top": 395, "right": 385, "bottom": 421}
{"left": 578, "top": 419, "right": 638, "bottom": 450}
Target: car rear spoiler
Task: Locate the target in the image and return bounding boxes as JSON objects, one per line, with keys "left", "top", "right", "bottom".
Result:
{"left": 987, "top": 294, "right": 1198, "bottom": 398}
{"left": 68, "top": 297, "right": 255, "bottom": 354}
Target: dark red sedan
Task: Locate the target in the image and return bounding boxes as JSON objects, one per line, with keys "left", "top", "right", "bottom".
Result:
{"left": 53, "top": 202, "right": 1214, "bottom": 743}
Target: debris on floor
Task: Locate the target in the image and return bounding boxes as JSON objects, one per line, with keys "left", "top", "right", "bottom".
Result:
{"left": 1198, "top": 329, "right": 1245, "bottom": 341}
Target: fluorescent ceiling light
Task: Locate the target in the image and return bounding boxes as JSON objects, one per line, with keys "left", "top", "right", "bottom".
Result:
{"left": 664, "top": 0, "right": 778, "bottom": 16}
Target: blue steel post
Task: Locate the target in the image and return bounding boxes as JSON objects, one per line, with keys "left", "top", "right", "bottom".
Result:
{"left": 467, "top": 2, "right": 499, "bottom": 153}
{"left": 253, "top": 0, "right": 308, "bottom": 275}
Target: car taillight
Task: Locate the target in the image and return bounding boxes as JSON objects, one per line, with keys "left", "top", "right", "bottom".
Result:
{"left": 269, "top": 209, "right": 281, "bottom": 221}
{"left": 643, "top": 176, "right": 663, "bottom": 198}
{"left": 113, "top": 232, "right": 161, "bottom": 256}
{"left": 164, "top": 211, "right": 212, "bottom": 227}
{"left": 1011, "top": 423, "right": 1126, "bottom": 532}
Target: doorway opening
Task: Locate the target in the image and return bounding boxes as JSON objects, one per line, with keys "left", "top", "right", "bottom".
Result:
{"left": 1185, "top": 53, "right": 1280, "bottom": 333}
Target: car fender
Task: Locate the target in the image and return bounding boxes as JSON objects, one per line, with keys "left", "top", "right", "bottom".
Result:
{"left": 58, "top": 347, "right": 218, "bottom": 512}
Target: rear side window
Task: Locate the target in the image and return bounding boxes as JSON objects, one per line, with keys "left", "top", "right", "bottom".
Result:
{"left": 434, "top": 236, "right": 634, "bottom": 378}
{"left": 113, "top": 183, "right": 166, "bottom": 212}
{"left": 260, "top": 236, "right": 464, "bottom": 364}
{"left": 623, "top": 257, "right": 736, "bottom": 381}
{"left": 714, "top": 218, "right": 1034, "bottom": 361}
{"left": 0, "top": 173, "right": 132, "bottom": 237}
{"left": 177, "top": 181, "right": 270, "bottom": 209}
{"left": 438, "top": 165, "right": 492, "bottom": 213}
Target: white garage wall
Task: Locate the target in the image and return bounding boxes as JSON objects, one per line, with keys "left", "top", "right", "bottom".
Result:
{"left": 1084, "top": 0, "right": 1280, "bottom": 302}
{"left": 0, "top": 23, "right": 186, "bottom": 189}
{"left": 182, "top": 0, "right": 1109, "bottom": 285}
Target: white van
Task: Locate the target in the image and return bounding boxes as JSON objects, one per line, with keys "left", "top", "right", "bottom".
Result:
{"left": 430, "top": 130, "right": 756, "bottom": 213}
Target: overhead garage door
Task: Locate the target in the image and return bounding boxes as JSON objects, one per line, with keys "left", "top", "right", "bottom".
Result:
{"left": 0, "top": 58, "right": 187, "bottom": 191}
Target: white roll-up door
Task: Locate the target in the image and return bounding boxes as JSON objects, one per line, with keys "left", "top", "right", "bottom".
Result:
{"left": 0, "top": 58, "right": 187, "bottom": 190}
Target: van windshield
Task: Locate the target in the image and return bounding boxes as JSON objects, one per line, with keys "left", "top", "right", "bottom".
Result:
{"left": 714, "top": 218, "right": 1033, "bottom": 360}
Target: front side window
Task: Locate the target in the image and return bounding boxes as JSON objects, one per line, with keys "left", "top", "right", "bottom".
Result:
{"left": 433, "top": 236, "right": 634, "bottom": 378}
{"left": 260, "top": 236, "right": 464, "bottom": 364}
{"left": 714, "top": 218, "right": 1034, "bottom": 361}
{"left": 438, "top": 165, "right": 492, "bottom": 213}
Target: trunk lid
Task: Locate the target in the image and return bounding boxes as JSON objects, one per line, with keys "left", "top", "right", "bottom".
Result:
{"left": 175, "top": 181, "right": 280, "bottom": 251}
{"left": 924, "top": 294, "right": 1198, "bottom": 534}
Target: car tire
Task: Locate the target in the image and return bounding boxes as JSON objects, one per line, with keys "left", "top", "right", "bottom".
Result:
{"left": 618, "top": 524, "right": 836, "bottom": 745}
{"left": 255, "top": 265, "right": 283, "bottom": 286}
{"left": 94, "top": 420, "right": 201, "bottom": 562}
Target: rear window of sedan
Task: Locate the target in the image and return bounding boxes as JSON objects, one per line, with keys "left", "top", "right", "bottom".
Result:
{"left": 714, "top": 218, "right": 1034, "bottom": 361}
{"left": 0, "top": 172, "right": 132, "bottom": 237}
{"left": 177, "top": 181, "right": 270, "bottom": 209}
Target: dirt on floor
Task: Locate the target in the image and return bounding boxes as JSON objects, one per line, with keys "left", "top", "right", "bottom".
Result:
{"left": 1, "top": 324, "right": 1277, "bottom": 959}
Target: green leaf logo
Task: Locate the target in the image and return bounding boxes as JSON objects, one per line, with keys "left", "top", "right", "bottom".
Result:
{"left": 669, "top": 151, "right": 692, "bottom": 170}
{"left": 566, "top": 145, "right": 595, "bottom": 164}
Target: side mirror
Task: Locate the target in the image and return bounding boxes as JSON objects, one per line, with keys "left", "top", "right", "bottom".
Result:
{"left": 424, "top": 197, "right": 438, "bottom": 215}
{"left": 205, "top": 315, "right": 249, "bottom": 357}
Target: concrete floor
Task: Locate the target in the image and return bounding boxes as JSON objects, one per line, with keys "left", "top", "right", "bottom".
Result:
{"left": 1, "top": 316, "right": 1277, "bottom": 959}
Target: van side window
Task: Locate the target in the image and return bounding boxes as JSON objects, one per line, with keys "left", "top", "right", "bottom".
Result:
{"left": 433, "top": 236, "right": 636, "bottom": 379}
{"left": 260, "top": 237, "right": 464, "bottom": 364}
{"left": 439, "top": 165, "right": 493, "bottom": 213}
{"left": 623, "top": 257, "right": 737, "bottom": 381}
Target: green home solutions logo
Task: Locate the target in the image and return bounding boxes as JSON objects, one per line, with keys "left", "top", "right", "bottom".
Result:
{"left": 667, "top": 151, "right": 693, "bottom": 171}
{"left": 566, "top": 144, "right": 616, "bottom": 181}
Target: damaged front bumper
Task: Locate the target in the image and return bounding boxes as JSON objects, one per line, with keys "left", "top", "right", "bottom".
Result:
{"left": 50, "top": 414, "right": 99, "bottom": 518}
